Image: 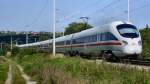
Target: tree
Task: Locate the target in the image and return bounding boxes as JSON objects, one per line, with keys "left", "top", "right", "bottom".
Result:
{"left": 146, "top": 24, "right": 149, "bottom": 29}
{"left": 140, "top": 28, "right": 150, "bottom": 58}
{"left": 64, "top": 22, "right": 93, "bottom": 35}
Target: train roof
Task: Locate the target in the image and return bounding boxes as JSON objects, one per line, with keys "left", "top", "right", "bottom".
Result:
{"left": 73, "top": 21, "right": 133, "bottom": 39}
{"left": 16, "top": 39, "right": 52, "bottom": 47}
{"left": 55, "top": 34, "right": 73, "bottom": 42}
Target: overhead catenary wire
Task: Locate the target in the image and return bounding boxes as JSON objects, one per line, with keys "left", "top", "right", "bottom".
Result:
{"left": 87, "top": 0, "right": 121, "bottom": 17}
{"left": 61, "top": 0, "right": 122, "bottom": 28}
{"left": 89, "top": 0, "right": 123, "bottom": 24}
{"left": 91, "top": 0, "right": 150, "bottom": 26}
{"left": 58, "top": 0, "right": 108, "bottom": 31}
{"left": 61, "top": 0, "right": 121, "bottom": 27}
{"left": 58, "top": 0, "right": 150, "bottom": 32}
{"left": 26, "top": 0, "right": 48, "bottom": 27}
{"left": 58, "top": 0, "right": 120, "bottom": 29}
{"left": 130, "top": 2, "right": 150, "bottom": 13}
{"left": 109, "top": 1, "right": 150, "bottom": 21}
{"left": 61, "top": 0, "right": 143, "bottom": 23}
{"left": 59, "top": 0, "right": 106, "bottom": 22}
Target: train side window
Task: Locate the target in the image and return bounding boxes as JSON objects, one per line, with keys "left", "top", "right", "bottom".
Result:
{"left": 66, "top": 40, "right": 71, "bottom": 45}
{"left": 86, "top": 36, "right": 89, "bottom": 43}
{"left": 84, "top": 37, "right": 86, "bottom": 43}
{"left": 90, "top": 36, "right": 93, "bottom": 42}
{"left": 87, "top": 36, "right": 90, "bottom": 42}
{"left": 56, "top": 41, "right": 64, "bottom": 45}
{"left": 98, "top": 34, "right": 101, "bottom": 41}
{"left": 72, "top": 39, "right": 76, "bottom": 44}
{"left": 89, "top": 36, "right": 92, "bottom": 42}
{"left": 77, "top": 38, "right": 80, "bottom": 44}
{"left": 92, "top": 35, "right": 97, "bottom": 42}
{"left": 95, "top": 35, "right": 97, "bottom": 42}
{"left": 111, "top": 35, "right": 118, "bottom": 40}
{"left": 105, "top": 32, "right": 110, "bottom": 41}
{"left": 87, "top": 36, "right": 89, "bottom": 43}
{"left": 85, "top": 37, "right": 88, "bottom": 43}
{"left": 109, "top": 33, "right": 118, "bottom": 40}
{"left": 77, "top": 38, "right": 79, "bottom": 43}
{"left": 84, "top": 36, "right": 88, "bottom": 43}
{"left": 89, "top": 36, "right": 91, "bottom": 42}
{"left": 106, "top": 32, "right": 118, "bottom": 41}
{"left": 81, "top": 37, "right": 84, "bottom": 43}
{"left": 83, "top": 37, "right": 86, "bottom": 43}
{"left": 101, "top": 33, "right": 105, "bottom": 41}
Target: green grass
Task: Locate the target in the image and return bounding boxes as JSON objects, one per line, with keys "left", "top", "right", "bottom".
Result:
{"left": 12, "top": 64, "right": 26, "bottom": 84}
{"left": 0, "top": 61, "right": 8, "bottom": 84}
{"left": 12, "top": 53, "right": 150, "bottom": 84}
{"left": 0, "top": 56, "right": 26, "bottom": 84}
{"left": 44, "top": 57, "right": 150, "bottom": 84}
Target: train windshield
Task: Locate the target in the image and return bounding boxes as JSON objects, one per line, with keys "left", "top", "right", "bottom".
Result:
{"left": 117, "top": 24, "right": 139, "bottom": 38}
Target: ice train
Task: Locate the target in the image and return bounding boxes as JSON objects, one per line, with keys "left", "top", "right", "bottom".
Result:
{"left": 17, "top": 21, "right": 142, "bottom": 60}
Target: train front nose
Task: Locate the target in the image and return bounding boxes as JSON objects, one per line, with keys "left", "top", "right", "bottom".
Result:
{"left": 122, "top": 40, "right": 142, "bottom": 55}
{"left": 124, "top": 46, "right": 142, "bottom": 55}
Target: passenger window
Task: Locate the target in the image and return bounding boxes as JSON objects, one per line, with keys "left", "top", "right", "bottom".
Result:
{"left": 101, "top": 33, "right": 105, "bottom": 41}
{"left": 66, "top": 40, "right": 71, "bottom": 45}
{"left": 98, "top": 32, "right": 118, "bottom": 41}
{"left": 109, "top": 33, "right": 118, "bottom": 40}
{"left": 106, "top": 32, "right": 118, "bottom": 41}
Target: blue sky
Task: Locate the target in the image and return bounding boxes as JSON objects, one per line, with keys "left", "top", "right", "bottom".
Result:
{"left": 0, "top": 0, "right": 150, "bottom": 32}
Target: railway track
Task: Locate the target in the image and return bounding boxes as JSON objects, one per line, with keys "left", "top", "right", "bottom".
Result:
{"left": 84, "top": 55, "right": 150, "bottom": 67}
{"left": 127, "top": 59, "right": 150, "bottom": 66}
{"left": 85, "top": 56, "right": 150, "bottom": 70}
{"left": 91, "top": 59, "right": 150, "bottom": 71}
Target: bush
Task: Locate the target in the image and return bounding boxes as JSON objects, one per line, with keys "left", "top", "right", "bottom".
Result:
{"left": 12, "top": 47, "right": 38, "bottom": 57}
{"left": 11, "top": 47, "right": 20, "bottom": 56}
{"left": 0, "top": 62, "right": 9, "bottom": 84}
{"left": 140, "top": 28, "right": 150, "bottom": 58}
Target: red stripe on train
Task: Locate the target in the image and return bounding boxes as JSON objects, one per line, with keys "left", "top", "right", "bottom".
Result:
{"left": 94, "top": 42, "right": 122, "bottom": 46}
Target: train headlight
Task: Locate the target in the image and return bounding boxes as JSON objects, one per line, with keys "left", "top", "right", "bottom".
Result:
{"left": 138, "top": 40, "right": 142, "bottom": 45}
{"left": 122, "top": 40, "right": 128, "bottom": 45}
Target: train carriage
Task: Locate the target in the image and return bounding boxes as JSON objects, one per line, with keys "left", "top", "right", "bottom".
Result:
{"left": 17, "top": 21, "right": 142, "bottom": 60}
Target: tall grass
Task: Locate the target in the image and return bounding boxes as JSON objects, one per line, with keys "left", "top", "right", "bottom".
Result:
{"left": 0, "top": 56, "right": 26, "bottom": 84}
{"left": 12, "top": 65, "right": 26, "bottom": 84}
{"left": 12, "top": 53, "right": 150, "bottom": 84}
{"left": 0, "top": 62, "right": 8, "bottom": 84}
{"left": 46, "top": 57, "right": 150, "bottom": 84}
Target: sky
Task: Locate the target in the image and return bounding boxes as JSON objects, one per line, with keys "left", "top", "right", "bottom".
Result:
{"left": 0, "top": 0, "right": 150, "bottom": 32}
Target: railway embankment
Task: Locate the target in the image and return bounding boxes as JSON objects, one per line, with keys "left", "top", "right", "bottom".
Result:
{"left": 3, "top": 56, "right": 37, "bottom": 84}
{"left": 0, "top": 56, "right": 27, "bottom": 84}
{"left": 9, "top": 53, "right": 150, "bottom": 84}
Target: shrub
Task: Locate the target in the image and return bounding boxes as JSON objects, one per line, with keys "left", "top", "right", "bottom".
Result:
{"left": 11, "top": 47, "right": 20, "bottom": 56}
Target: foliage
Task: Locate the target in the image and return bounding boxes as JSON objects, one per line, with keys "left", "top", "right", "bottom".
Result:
{"left": 11, "top": 47, "right": 20, "bottom": 56}
{"left": 12, "top": 64, "right": 26, "bottom": 84}
{"left": 11, "top": 48, "right": 38, "bottom": 60}
{"left": 0, "top": 63, "right": 8, "bottom": 84}
{"left": 19, "top": 48, "right": 38, "bottom": 55}
{"left": 0, "top": 44, "right": 9, "bottom": 56}
{"left": 64, "top": 22, "right": 93, "bottom": 35}
{"left": 0, "top": 50, "right": 6, "bottom": 56}
{"left": 140, "top": 28, "right": 150, "bottom": 58}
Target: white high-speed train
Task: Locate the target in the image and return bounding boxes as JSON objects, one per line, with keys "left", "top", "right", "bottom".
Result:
{"left": 17, "top": 21, "right": 142, "bottom": 60}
